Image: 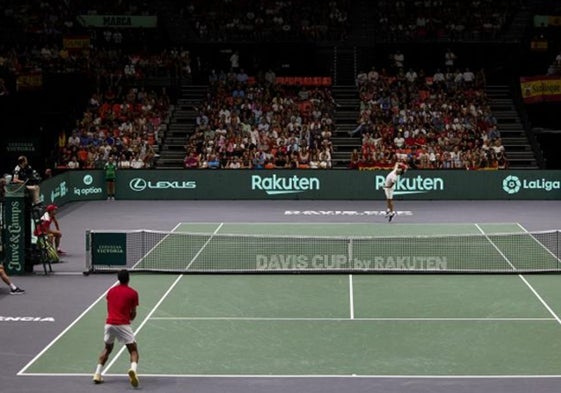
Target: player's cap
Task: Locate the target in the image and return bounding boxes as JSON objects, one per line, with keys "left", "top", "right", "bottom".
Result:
{"left": 46, "top": 204, "right": 58, "bottom": 212}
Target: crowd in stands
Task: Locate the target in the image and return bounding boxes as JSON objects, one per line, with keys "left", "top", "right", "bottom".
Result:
{"left": 0, "top": 0, "right": 517, "bottom": 173}
{"left": 372, "top": 0, "right": 517, "bottom": 42}
{"left": 184, "top": 69, "right": 335, "bottom": 169}
{"left": 178, "top": 0, "right": 350, "bottom": 42}
{"left": 0, "top": 0, "right": 182, "bottom": 170}
{"left": 0, "top": 0, "right": 191, "bottom": 97}
{"left": 56, "top": 86, "right": 169, "bottom": 170}
{"left": 350, "top": 62, "right": 508, "bottom": 170}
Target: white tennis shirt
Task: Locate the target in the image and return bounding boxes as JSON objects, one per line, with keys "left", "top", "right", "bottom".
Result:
{"left": 385, "top": 168, "right": 399, "bottom": 188}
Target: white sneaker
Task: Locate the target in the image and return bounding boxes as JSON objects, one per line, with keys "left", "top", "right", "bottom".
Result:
{"left": 92, "top": 373, "right": 103, "bottom": 384}
{"left": 128, "top": 369, "right": 139, "bottom": 387}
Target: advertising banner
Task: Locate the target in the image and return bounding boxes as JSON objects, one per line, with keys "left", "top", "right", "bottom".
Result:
{"left": 62, "top": 35, "right": 91, "bottom": 51}
{"left": 91, "top": 233, "right": 127, "bottom": 266}
{"left": 34, "top": 170, "right": 561, "bottom": 204}
{"left": 3, "top": 185, "right": 26, "bottom": 275}
{"left": 77, "top": 15, "right": 158, "bottom": 28}
{"left": 2, "top": 138, "right": 41, "bottom": 155}
{"left": 40, "top": 171, "right": 105, "bottom": 205}
{"left": 113, "top": 170, "right": 561, "bottom": 201}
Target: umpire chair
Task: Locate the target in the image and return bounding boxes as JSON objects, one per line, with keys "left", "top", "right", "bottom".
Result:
{"left": 30, "top": 203, "right": 54, "bottom": 275}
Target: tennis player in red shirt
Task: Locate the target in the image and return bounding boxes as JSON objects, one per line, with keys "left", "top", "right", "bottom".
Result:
{"left": 93, "top": 269, "right": 140, "bottom": 387}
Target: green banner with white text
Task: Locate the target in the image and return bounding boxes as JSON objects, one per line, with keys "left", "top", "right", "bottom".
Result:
{"left": 39, "top": 171, "right": 105, "bottom": 206}
{"left": 36, "top": 170, "right": 561, "bottom": 203}
{"left": 114, "top": 170, "right": 561, "bottom": 200}
{"left": 77, "top": 15, "right": 157, "bottom": 28}
{"left": 91, "top": 233, "right": 127, "bottom": 266}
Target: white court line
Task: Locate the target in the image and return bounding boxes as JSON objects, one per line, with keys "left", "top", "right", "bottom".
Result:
{"left": 15, "top": 223, "right": 191, "bottom": 376}
{"left": 348, "top": 275, "right": 354, "bottom": 320}
{"left": 177, "top": 222, "right": 522, "bottom": 226}
{"left": 18, "top": 372, "right": 561, "bottom": 379}
{"left": 516, "top": 223, "right": 561, "bottom": 266}
{"left": 19, "top": 222, "right": 557, "bottom": 378}
{"left": 184, "top": 223, "right": 223, "bottom": 270}
{"left": 131, "top": 223, "right": 185, "bottom": 269}
{"left": 17, "top": 286, "right": 111, "bottom": 375}
{"left": 150, "top": 316, "right": 552, "bottom": 321}
{"left": 103, "top": 223, "right": 224, "bottom": 374}
{"left": 17, "top": 224, "right": 222, "bottom": 376}
{"left": 475, "top": 223, "right": 561, "bottom": 326}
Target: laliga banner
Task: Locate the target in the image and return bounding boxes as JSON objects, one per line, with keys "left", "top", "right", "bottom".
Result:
{"left": 520, "top": 76, "right": 561, "bottom": 104}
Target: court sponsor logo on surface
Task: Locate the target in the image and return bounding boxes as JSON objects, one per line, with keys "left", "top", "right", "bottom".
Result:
{"left": 255, "top": 254, "right": 447, "bottom": 271}
{"left": 0, "top": 316, "right": 55, "bottom": 322}
{"left": 285, "top": 210, "right": 413, "bottom": 216}
{"left": 502, "top": 175, "right": 560, "bottom": 194}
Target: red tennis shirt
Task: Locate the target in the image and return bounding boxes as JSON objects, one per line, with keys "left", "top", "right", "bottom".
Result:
{"left": 106, "top": 284, "right": 139, "bottom": 325}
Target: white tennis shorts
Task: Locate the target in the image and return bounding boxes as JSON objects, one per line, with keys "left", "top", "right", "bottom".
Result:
{"left": 104, "top": 324, "right": 136, "bottom": 345}
{"left": 384, "top": 187, "right": 394, "bottom": 200}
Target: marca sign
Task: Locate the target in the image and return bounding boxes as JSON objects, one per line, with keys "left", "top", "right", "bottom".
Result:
{"left": 251, "top": 174, "right": 320, "bottom": 195}
{"left": 129, "top": 178, "right": 197, "bottom": 192}
{"left": 374, "top": 175, "right": 444, "bottom": 195}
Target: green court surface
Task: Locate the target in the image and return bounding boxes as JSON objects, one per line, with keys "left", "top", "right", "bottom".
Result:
{"left": 20, "top": 223, "right": 561, "bottom": 377}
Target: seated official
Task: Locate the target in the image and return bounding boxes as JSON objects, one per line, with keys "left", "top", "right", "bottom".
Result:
{"left": 12, "top": 155, "right": 41, "bottom": 205}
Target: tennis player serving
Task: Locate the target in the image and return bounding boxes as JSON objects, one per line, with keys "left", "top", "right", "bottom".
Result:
{"left": 384, "top": 162, "right": 407, "bottom": 222}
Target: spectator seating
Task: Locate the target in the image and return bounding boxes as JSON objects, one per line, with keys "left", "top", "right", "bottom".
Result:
{"left": 57, "top": 87, "right": 170, "bottom": 169}
{"left": 371, "top": 0, "right": 517, "bottom": 42}
{"left": 174, "top": 0, "right": 350, "bottom": 43}
{"left": 350, "top": 65, "right": 507, "bottom": 170}
{"left": 183, "top": 72, "right": 335, "bottom": 169}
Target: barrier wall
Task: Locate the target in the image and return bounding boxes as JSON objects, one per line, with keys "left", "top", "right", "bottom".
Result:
{"left": 38, "top": 170, "right": 561, "bottom": 205}
{"left": 40, "top": 171, "right": 106, "bottom": 205}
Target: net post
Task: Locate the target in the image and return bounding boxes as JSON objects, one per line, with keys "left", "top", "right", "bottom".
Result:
{"left": 84, "top": 229, "right": 92, "bottom": 274}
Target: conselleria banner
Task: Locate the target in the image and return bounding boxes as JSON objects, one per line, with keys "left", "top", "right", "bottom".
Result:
{"left": 39, "top": 170, "right": 561, "bottom": 204}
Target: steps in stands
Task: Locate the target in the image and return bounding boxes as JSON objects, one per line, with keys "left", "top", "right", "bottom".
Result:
{"left": 331, "top": 85, "right": 361, "bottom": 168}
{"left": 156, "top": 85, "right": 207, "bottom": 168}
{"left": 333, "top": 47, "right": 357, "bottom": 86}
{"left": 486, "top": 85, "right": 540, "bottom": 169}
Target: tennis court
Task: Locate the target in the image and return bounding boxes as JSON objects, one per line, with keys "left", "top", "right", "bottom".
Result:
{"left": 19, "top": 221, "right": 561, "bottom": 379}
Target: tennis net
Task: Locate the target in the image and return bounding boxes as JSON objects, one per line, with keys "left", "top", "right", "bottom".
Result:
{"left": 85, "top": 229, "right": 561, "bottom": 273}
